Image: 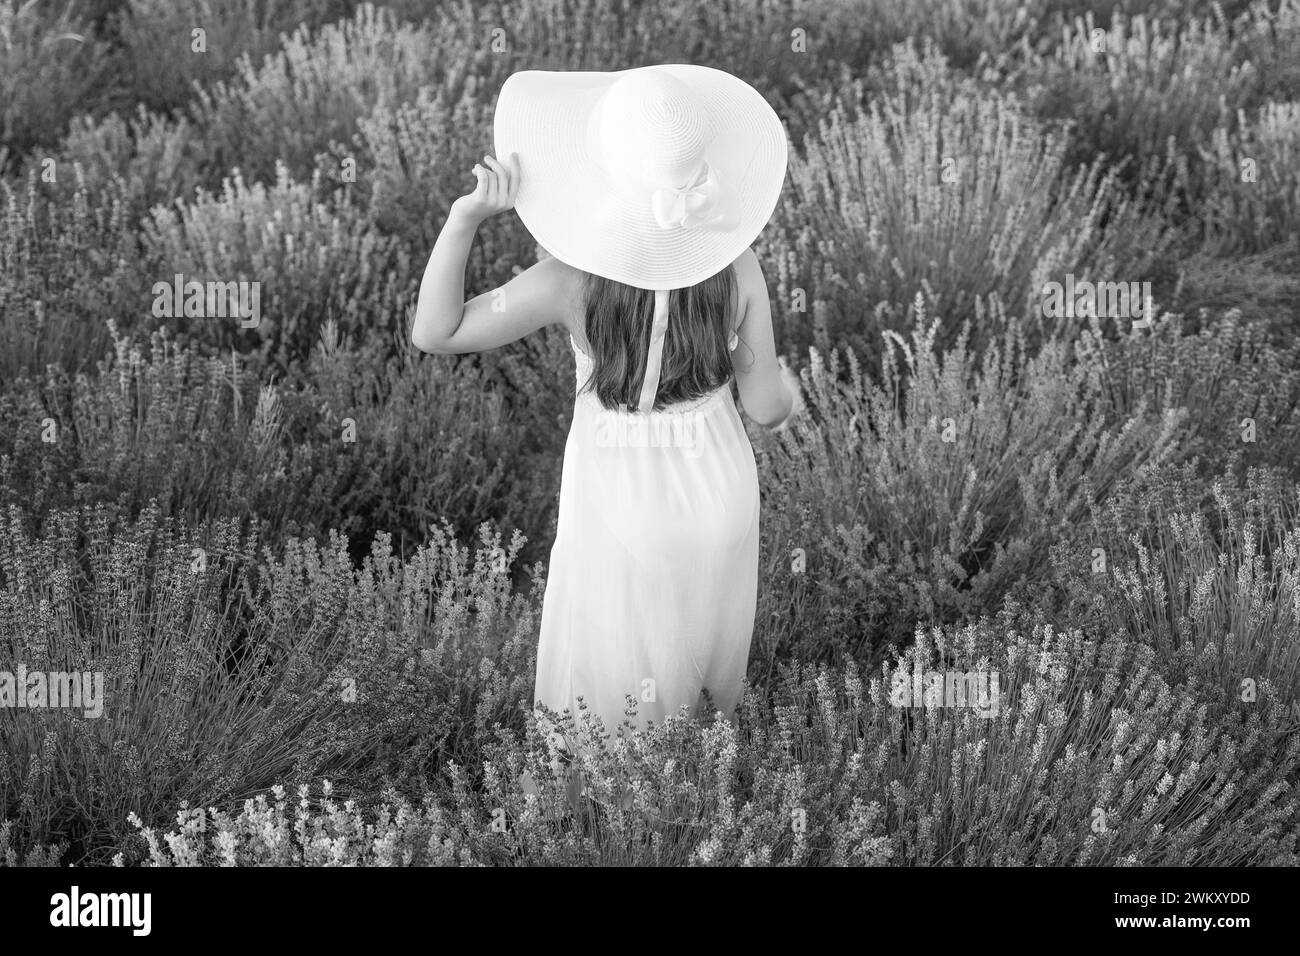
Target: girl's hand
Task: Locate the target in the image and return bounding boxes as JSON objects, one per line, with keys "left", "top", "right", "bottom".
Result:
{"left": 451, "top": 152, "right": 520, "bottom": 225}
{"left": 774, "top": 356, "right": 806, "bottom": 431}
{"left": 777, "top": 357, "right": 805, "bottom": 413}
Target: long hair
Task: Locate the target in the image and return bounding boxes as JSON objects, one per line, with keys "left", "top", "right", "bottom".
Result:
{"left": 579, "top": 264, "right": 738, "bottom": 411}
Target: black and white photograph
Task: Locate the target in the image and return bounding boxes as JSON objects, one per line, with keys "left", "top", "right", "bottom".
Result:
{"left": 0, "top": 0, "right": 1296, "bottom": 931}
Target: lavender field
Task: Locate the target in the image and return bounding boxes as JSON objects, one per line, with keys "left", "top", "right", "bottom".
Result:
{"left": 1, "top": 0, "right": 1299, "bottom": 867}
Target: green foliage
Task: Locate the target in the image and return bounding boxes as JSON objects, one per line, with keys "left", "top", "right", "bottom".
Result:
{"left": 1192, "top": 101, "right": 1300, "bottom": 253}
{"left": 1015, "top": 8, "right": 1257, "bottom": 176}
{"left": 189, "top": 3, "right": 451, "bottom": 186}
{"left": 4, "top": 0, "right": 1300, "bottom": 868}
{"left": 768, "top": 54, "right": 1172, "bottom": 359}
{"left": 113, "top": 0, "right": 362, "bottom": 117}
{"left": 1049, "top": 462, "right": 1300, "bottom": 707}
{"left": 0, "top": 0, "right": 111, "bottom": 172}
{"left": 44, "top": 105, "right": 203, "bottom": 218}
{"left": 752, "top": 301, "right": 1185, "bottom": 671}
{"left": 1074, "top": 308, "right": 1300, "bottom": 476}
{"left": 140, "top": 161, "right": 414, "bottom": 370}
{"left": 0, "top": 167, "right": 144, "bottom": 381}
{"left": 0, "top": 504, "right": 539, "bottom": 863}
{"left": 1012, "top": 0, "right": 1300, "bottom": 250}
{"left": 0, "top": 321, "right": 561, "bottom": 570}
{"left": 1230, "top": 0, "right": 1300, "bottom": 105}
{"left": 0, "top": 820, "right": 64, "bottom": 866}
{"left": 112, "top": 616, "right": 1300, "bottom": 865}
{"left": 354, "top": 81, "right": 506, "bottom": 257}
{"left": 1169, "top": 240, "right": 1300, "bottom": 346}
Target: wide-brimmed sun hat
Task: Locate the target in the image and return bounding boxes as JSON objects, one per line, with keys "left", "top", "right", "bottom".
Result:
{"left": 493, "top": 63, "right": 788, "bottom": 413}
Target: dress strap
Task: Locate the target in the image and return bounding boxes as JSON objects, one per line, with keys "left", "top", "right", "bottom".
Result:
{"left": 635, "top": 289, "right": 672, "bottom": 414}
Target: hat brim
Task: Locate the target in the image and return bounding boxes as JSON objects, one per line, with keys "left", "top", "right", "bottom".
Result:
{"left": 493, "top": 64, "right": 788, "bottom": 291}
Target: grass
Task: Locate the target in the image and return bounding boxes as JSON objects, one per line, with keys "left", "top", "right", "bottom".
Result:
{"left": 2, "top": 0, "right": 1299, "bottom": 865}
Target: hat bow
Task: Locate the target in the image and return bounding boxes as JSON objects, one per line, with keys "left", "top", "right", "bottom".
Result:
{"left": 650, "top": 163, "right": 727, "bottom": 230}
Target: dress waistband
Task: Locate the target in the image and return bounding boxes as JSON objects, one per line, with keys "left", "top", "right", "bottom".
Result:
{"left": 575, "top": 381, "right": 733, "bottom": 416}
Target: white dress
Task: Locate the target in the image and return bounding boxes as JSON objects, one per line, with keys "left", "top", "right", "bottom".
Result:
{"left": 533, "top": 333, "right": 760, "bottom": 749}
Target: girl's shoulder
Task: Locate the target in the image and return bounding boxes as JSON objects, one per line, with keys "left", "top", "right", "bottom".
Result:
{"left": 529, "top": 250, "right": 583, "bottom": 285}
{"left": 533, "top": 252, "right": 585, "bottom": 299}
{"left": 730, "top": 247, "right": 760, "bottom": 325}
{"left": 529, "top": 252, "right": 587, "bottom": 341}
{"left": 731, "top": 246, "right": 761, "bottom": 293}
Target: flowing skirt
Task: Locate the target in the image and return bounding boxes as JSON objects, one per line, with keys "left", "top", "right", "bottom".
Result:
{"left": 534, "top": 340, "right": 760, "bottom": 750}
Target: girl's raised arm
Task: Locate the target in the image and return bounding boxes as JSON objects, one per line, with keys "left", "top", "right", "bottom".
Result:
{"left": 411, "top": 153, "right": 577, "bottom": 355}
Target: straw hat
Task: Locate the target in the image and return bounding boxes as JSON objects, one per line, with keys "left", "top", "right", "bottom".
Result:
{"left": 493, "top": 64, "right": 788, "bottom": 412}
{"left": 493, "top": 63, "right": 788, "bottom": 291}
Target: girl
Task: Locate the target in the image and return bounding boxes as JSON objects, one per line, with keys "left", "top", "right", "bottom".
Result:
{"left": 411, "top": 64, "right": 800, "bottom": 803}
